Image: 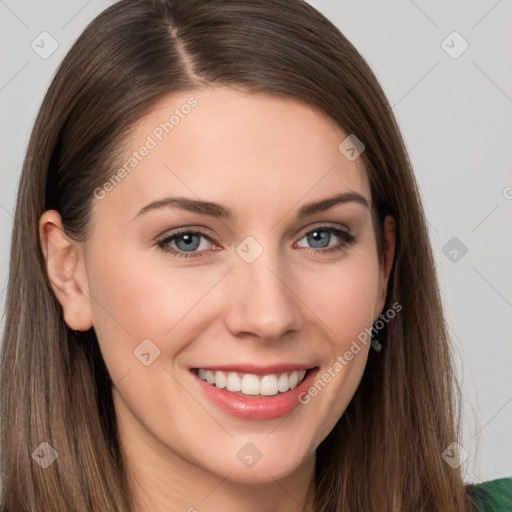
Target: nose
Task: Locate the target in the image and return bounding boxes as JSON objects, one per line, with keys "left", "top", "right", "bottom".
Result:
{"left": 224, "top": 246, "right": 303, "bottom": 343}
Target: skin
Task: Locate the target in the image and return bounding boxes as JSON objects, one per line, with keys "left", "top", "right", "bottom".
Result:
{"left": 40, "top": 86, "right": 395, "bottom": 512}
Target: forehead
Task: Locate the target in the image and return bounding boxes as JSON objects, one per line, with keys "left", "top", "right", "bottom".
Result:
{"left": 95, "top": 86, "right": 370, "bottom": 222}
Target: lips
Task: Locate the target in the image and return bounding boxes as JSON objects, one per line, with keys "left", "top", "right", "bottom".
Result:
{"left": 190, "top": 364, "right": 319, "bottom": 420}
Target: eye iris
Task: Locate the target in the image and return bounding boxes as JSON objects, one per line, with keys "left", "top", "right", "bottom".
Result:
{"left": 308, "top": 230, "right": 330, "bottom": 248}
{"left": 175, "top": 233, "right": 200, "bottom": 251}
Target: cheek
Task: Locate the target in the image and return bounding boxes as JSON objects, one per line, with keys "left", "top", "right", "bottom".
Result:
{"left": 293, "top": 252, "right": 380, "bottom": 436}
{"left": 85, "top": 243, "right": 223, "bottom": 366}
{"left": 86, "top": 231, "right": 381, "bottom": 375}
{"left": 299, "top": 252, "right": 381, "bottom": 345}
{"left": 87, "top": 239, "right": 381, "bottom": 336}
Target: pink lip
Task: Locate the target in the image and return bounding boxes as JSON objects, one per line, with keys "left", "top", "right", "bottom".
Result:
{"left": 191, "top": 363, "right": 314, "bottom": 375}
{"left": 191, "top": 367, "right": 319, "bottom": 421}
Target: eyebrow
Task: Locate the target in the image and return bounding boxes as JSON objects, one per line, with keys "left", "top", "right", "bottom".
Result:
{"left": 134, "top": 191, "right": 370, "bottom": 220}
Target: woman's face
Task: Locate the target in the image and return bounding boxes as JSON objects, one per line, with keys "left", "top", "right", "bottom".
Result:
{"left": 44, "top": 87, "right": 394, "bottom": 485}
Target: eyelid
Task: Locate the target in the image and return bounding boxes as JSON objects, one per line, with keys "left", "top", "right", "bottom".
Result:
{"left": 156, "top": 226, "right": 217, "bottom": 242}
{"left": 157, "top": 221, "right": 352, "bottom": 246}
{"left": 296, "top": 221, "right": 351, "bottom": 239}
{"left": 157, "top": 228, "right": 217, "bottom": 247}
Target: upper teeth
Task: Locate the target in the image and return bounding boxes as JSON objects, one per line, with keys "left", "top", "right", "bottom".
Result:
{"left": 197, "top": 369, "right": 307, "bottom": 396}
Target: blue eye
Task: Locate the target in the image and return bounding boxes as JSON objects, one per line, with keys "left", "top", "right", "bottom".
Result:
{"left": 295, "top": 226, "right": 355, "bottom": 254}
{"left": 157, "top": 225, "right": 355, "bottom": 259}
{"left": 158, "top": 229, "right": 216, "bottom": 258}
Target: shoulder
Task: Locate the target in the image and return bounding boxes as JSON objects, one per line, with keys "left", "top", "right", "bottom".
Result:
{"left": 466, "top": 477, "right": 512, "bottom": 512}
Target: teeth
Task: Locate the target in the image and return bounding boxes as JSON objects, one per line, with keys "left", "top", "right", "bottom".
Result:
{"left": 241, "top": 374, "right": 260, "bottom": 395}
{"left": 214, "top": 371, "right": 226, "bottom": 389}
{"left": 196, "top": 369, "right": 307, "bottom": 396}
{"left": 226, "top": 372, "right": 241, "bottom": 392}
{"left": 260, "top": 374, "right": 278, "bottom": 396}
{"left": 277, "top": 373, "right": 289, "bottom": 392}
{"left": 289, "top": 371, "right": 299, "bottom": 389}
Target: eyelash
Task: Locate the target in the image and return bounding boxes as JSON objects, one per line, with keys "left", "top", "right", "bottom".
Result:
{"left": 157, "top": 224, "right": 356, "bottom": 259}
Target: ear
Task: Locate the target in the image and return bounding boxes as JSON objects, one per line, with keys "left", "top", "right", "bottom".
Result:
{"left": 375, "top": 215, "right": 396, "bottom": 316}
{"left": 39, "top": 210, "right": 93, "bottom": 331}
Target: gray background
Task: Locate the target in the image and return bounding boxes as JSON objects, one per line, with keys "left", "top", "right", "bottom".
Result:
{"left": 0, "top": 0, "right": 510, "bottom": 484}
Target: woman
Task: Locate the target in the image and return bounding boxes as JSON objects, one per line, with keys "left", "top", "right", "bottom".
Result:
{"left": 1, "top": 0, "right": 510, "bottom": 510}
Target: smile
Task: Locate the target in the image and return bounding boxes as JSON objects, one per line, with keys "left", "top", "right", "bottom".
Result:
{"left": 190, "top": 365, "right": 319, "bottom": 420}
{"left": 195, "top": 368, "right": 307, "bottom": 396}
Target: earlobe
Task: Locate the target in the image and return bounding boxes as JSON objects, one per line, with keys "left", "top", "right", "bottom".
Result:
{"left": 39, "top": 210, "right": 93, "bottom": 331}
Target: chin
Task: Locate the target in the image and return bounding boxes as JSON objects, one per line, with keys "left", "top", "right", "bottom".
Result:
{"left": 202, "top": 439, "right": 314, "bottom": 484}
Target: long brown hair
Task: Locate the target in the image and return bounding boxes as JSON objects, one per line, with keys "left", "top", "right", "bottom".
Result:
{"left": 1, "top": 0, "right": 478, "bottom": 510}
